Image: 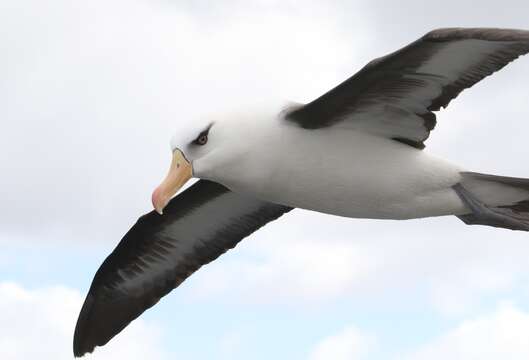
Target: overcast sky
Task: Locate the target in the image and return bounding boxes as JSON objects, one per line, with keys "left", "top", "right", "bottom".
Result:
{"left": 2, "top": 0, "right": 529, "bottom": 359}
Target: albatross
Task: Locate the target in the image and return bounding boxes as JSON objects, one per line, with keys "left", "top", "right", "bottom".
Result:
{"left": 74, "top": 28, "right": 529, "bottom": 356}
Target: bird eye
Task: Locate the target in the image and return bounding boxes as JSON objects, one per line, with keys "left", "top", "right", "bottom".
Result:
{"left": 194, "top": 133, "right": 208, "bottom": 145}
{"left": 191, "top": 124, "right": 213, "bottom": 146}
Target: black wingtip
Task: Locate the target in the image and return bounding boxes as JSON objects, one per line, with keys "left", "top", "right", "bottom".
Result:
{"left": 73, "top": 284, "right": 154, "bottom": 357}
{"left": 73, "top": 295, "right": 96, "bottom": 357}
{"left": 72, "top": 291, "right": 134, "bottom": 357}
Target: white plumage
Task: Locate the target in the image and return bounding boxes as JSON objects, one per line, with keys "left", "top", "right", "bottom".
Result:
{"left": 194, "top": 112, "right": 466, "bottom": 219}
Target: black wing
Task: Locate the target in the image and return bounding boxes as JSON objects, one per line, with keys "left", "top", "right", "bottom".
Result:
{"left": 73, "top": 180, "right": 292, "bottom": 357}
{"left": 286, "top": 28, "right": 529, "bottom": 149}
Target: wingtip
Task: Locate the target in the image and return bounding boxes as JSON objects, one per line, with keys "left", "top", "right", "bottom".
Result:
{"left": 73, "top": 335, "right": 95, "bottom": 358}
{"left": 73, "top": 294, "right": 97, "bottom": 358}
{"left": 73, "top": 348, "right": 90, "bottom": 358}
{"left": 73, "top": 339, "right": 94, "bottom": 358}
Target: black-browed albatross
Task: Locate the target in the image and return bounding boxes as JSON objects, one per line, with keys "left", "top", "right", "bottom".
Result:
{"left": 74, "top": 28, "right": 529, "bottom": 356}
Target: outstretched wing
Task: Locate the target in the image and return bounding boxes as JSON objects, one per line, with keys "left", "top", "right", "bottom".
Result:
{"left": 286, "top": 28, "right": 529, "bottom": 149}
{"left": 73, "top": 180, "right": 292, "bottom": 357}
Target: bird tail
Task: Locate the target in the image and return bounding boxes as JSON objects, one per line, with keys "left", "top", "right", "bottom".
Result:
{"left": 454, "top": 172, "right": 529, "bottom": 231}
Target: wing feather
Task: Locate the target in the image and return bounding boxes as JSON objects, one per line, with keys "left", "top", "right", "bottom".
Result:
{"left": 286, "top": 28, "right": 529, "bottom": 149}
{"left": 73, "top": 180, "right": 292, "bottom": 357}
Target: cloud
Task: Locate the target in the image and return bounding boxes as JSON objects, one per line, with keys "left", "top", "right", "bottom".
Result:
{"left": 186, "top": 211, "right": 529, "bottom": 313}
{"left": 309, "top": 302, "right": 529, "bottom": 360}
{"left": 405, "top": 303, "right": 529, "bottom": 360}
{"left": 187, "top": 216, "right": 382, "bottom": 303}
{"left": 0, "top": 282, "right": 167, "bottom": 360}
{"left": 309, "top": 325, "right": 374, "bottom": 360}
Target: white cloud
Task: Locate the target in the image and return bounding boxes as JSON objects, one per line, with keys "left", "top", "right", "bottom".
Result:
{"left": 308, "top": 303, "right": 529, "bottom": 360}
{"left": 187, "top": 211, "right": 529, "bottom": 313}
{"left": 406, "top": 303, "right": 529, "bottom": 360}
{"left": 428, "top": 266, "right": 516, "bottom": 317}
{"left": 0, "top": 282, "right": 167, "bottom": 360}
{"left": 187, "top": 211, "right": 383, "bottom": 303}
{"left": 309, "top": 325, "right": 374, "bottom": 360}
{"left": 309, "top": 302, "right": 529, "bottom": 360}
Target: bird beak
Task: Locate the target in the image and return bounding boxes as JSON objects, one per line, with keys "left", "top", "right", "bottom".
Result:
{"left": 152, "top": 149, "right": 192, "bottom": 215}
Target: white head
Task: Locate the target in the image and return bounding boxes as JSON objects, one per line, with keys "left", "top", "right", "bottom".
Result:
{"left": 151, "top": 108, "right": 281, "bottom": 214}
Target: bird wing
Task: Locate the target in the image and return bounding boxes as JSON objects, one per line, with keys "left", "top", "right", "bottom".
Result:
{"left": 73, "top": 180, "right": 292, "bottom": 357}
{"left": 285, "top": 28, "right": 529, "bottom": 149}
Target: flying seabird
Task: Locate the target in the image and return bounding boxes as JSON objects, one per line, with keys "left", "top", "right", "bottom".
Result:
{"left": 74, "top": 28, "right": 529, "bottom": 356}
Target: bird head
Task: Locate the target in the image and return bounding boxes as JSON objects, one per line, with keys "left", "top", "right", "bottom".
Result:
{"left": 151, "top": 109, "right": 265, "bottom": 215}
{"left": 151, "top": 106, "right": 285, "bottom": 214}
{"left": 151, "top": 119, "right": 217, "bottom": 214}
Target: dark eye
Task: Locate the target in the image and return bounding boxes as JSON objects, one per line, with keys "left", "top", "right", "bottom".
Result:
{"left": 191, "top": 123, "right": 213, "bottom": 146}
{"left": 197, "top": 134, "right": 208, "bottom": 145}
{"left": 194, "top": 133, "right": 208, "bottom": 145}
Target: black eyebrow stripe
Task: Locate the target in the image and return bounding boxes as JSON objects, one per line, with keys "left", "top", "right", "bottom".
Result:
{"left": 190, "top": 122, "right": 214, "bottom": 145}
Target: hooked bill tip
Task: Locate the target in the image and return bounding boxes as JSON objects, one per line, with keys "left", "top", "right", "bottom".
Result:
{"left": 151, "top": 188, "right": 166, "bottom": 215}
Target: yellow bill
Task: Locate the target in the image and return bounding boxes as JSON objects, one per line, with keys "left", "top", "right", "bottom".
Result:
{"left": 151, "top": 149, "right": 192, "bottom": 215}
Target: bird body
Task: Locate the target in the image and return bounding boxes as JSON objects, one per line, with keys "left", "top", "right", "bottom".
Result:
{"left": 198, "top": 115, "right": 466, "bottom": 219}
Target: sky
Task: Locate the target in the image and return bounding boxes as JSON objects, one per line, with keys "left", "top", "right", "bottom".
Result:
{"left": 2, "top": 0, "right": 529, "bottom": 359}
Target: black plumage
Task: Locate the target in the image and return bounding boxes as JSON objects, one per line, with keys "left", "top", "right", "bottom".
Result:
{"left": 286, "top": 28, "right": 529, "bottom": 149}
{"left": 73, "top": 180, "right": 291, "bottom": 357}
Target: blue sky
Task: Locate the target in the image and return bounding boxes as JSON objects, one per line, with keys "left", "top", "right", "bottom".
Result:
{"left": 2, "top": 0, "right": 529, "bottom": 359}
